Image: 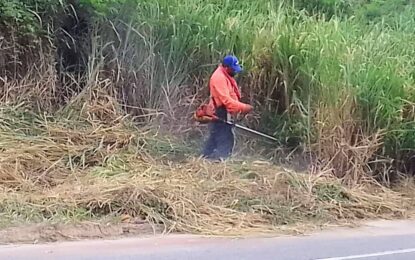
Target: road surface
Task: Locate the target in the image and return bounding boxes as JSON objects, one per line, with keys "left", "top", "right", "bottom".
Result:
{"left": 1, "top": 220, "right": 415, "bottom": 260}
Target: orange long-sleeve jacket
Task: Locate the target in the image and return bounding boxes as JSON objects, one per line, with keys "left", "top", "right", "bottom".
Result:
{"left": 209, "top": 65, "right": 251, "bottom": 114}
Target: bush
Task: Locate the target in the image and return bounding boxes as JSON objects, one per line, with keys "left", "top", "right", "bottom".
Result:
{"left": 355, "top": 0, "right": 411, "bottom": 23}
{"left": 294, "top": 0, "right": 353, "bottom": 18}
{"left": 0, "top": 0, "right": 63, "bottom": 34}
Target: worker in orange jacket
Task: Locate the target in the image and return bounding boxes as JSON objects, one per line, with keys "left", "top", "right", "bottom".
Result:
{"left": 202, "top": 55, "right": 253, "bottom": 160}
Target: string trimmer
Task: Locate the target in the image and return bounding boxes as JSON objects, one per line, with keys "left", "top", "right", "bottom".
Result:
{"left": 196, "top": 113, "right": 278, "bottom": 142}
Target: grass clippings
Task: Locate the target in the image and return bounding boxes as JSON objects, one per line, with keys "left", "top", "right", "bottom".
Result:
{"left": 0, "top": 106, "right": 411, "bottom": 237}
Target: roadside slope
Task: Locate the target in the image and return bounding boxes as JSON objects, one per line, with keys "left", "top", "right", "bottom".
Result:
{"left": 0, "top": 106, "right": 412, "bottom": 241}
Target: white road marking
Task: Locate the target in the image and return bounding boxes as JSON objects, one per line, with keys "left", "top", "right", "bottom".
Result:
{"left": 316, "top": 248, "right": 415, "bottom": 260}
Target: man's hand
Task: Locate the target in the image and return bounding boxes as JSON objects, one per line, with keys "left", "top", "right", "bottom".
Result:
{"left": 243, "top": 104, "right": 253, "bottom": 113}
{"left": 234, "top": 105, "right": 252, "bottom": 122}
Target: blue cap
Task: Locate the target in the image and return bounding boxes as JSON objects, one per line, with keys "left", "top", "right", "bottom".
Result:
{"left": 223, "top": 55, "right": 243, "bottom": 74}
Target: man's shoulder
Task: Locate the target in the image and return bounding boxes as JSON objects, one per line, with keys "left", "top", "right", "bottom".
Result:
{"left": 210, "top": 67, "right": 227, "bottom": 84}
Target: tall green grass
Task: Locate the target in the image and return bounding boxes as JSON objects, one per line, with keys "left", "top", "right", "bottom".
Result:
{"left": 81, "top": 0, "right": 415, "bottom": 173}
{"left": 4, "top": 0, "right": 415, "bottom": 175}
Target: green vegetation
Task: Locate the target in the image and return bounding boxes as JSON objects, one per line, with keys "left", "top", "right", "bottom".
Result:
{"left": 2, "top": 0, "right": 415, "bottom": 178}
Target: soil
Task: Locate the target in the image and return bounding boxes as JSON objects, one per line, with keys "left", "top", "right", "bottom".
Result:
{"left": 0, "top": 222, "right": 162, "bottom": 245}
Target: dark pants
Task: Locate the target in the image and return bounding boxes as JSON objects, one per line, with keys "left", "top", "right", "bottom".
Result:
{"left": 202, "top": 107, "right": 235, "bottom": 160}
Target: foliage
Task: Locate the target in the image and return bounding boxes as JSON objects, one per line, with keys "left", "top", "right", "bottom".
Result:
{"left": 355, "top": 0, "right": 412, "bottom": 23}
{"left": 0, "top": 0, "right": 63, "bottom": 33}
{"left": 93, "top": 0, "right": 415, "bottom": 174}
{"left": 294, "top": 0, "right": 353, "bottom": 18}
{"left": 78, "top": 0, "right": 128, "bottom": 16}
{"left": 1, "top": 0, "right": 415, "bottom": 176}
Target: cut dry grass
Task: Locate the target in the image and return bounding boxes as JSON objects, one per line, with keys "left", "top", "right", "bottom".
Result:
{"left": 0, "top": 105, "right": 411, "bottom": 236}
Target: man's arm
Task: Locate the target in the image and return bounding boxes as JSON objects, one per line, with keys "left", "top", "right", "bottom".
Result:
{"left": 211, "top": 77, "right": 252, "bottom": 114}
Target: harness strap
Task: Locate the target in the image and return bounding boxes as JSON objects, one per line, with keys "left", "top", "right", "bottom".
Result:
{"left": 211, "top": 96, "right": 218, "bottom": 108}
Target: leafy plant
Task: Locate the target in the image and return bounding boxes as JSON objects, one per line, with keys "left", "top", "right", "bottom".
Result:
{"left": 0, "top": 0, "right": 63, "bottom": 34}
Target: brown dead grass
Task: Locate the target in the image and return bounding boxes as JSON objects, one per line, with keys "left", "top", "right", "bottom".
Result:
{"left": 0, "top": 101, "right": 411, "bottom": 237}
{"left": 313, "top": 92, "right": 387, "bottom": 185}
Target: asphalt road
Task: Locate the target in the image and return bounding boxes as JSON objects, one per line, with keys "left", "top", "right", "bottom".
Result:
{"left": 2, "top": 220, "right": 415, "bottom": 260}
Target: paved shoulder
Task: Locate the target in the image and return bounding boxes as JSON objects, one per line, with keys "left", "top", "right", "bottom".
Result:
{"left": 1, "top": 220, "right": 415, "bottom": 260}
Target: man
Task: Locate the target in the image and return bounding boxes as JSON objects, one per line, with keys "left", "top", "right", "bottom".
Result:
{"left": 202, "top": 55, "right": 253, "bottom": 160}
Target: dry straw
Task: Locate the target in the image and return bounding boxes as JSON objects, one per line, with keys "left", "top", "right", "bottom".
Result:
{"left": 0, "top": 93, "right": 410, "bottom": 236}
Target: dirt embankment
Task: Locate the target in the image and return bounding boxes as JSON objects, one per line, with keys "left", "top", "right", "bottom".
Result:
{"left": 0, "top": 222, "right": 163, "bottom": 244}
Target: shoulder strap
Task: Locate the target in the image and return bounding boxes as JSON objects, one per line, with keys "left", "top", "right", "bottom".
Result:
{"left": 211, "top": 96, "right": 218, "bottom": 108}
{"left": 207, "top": 75, "right": 218, "bottom": 109}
